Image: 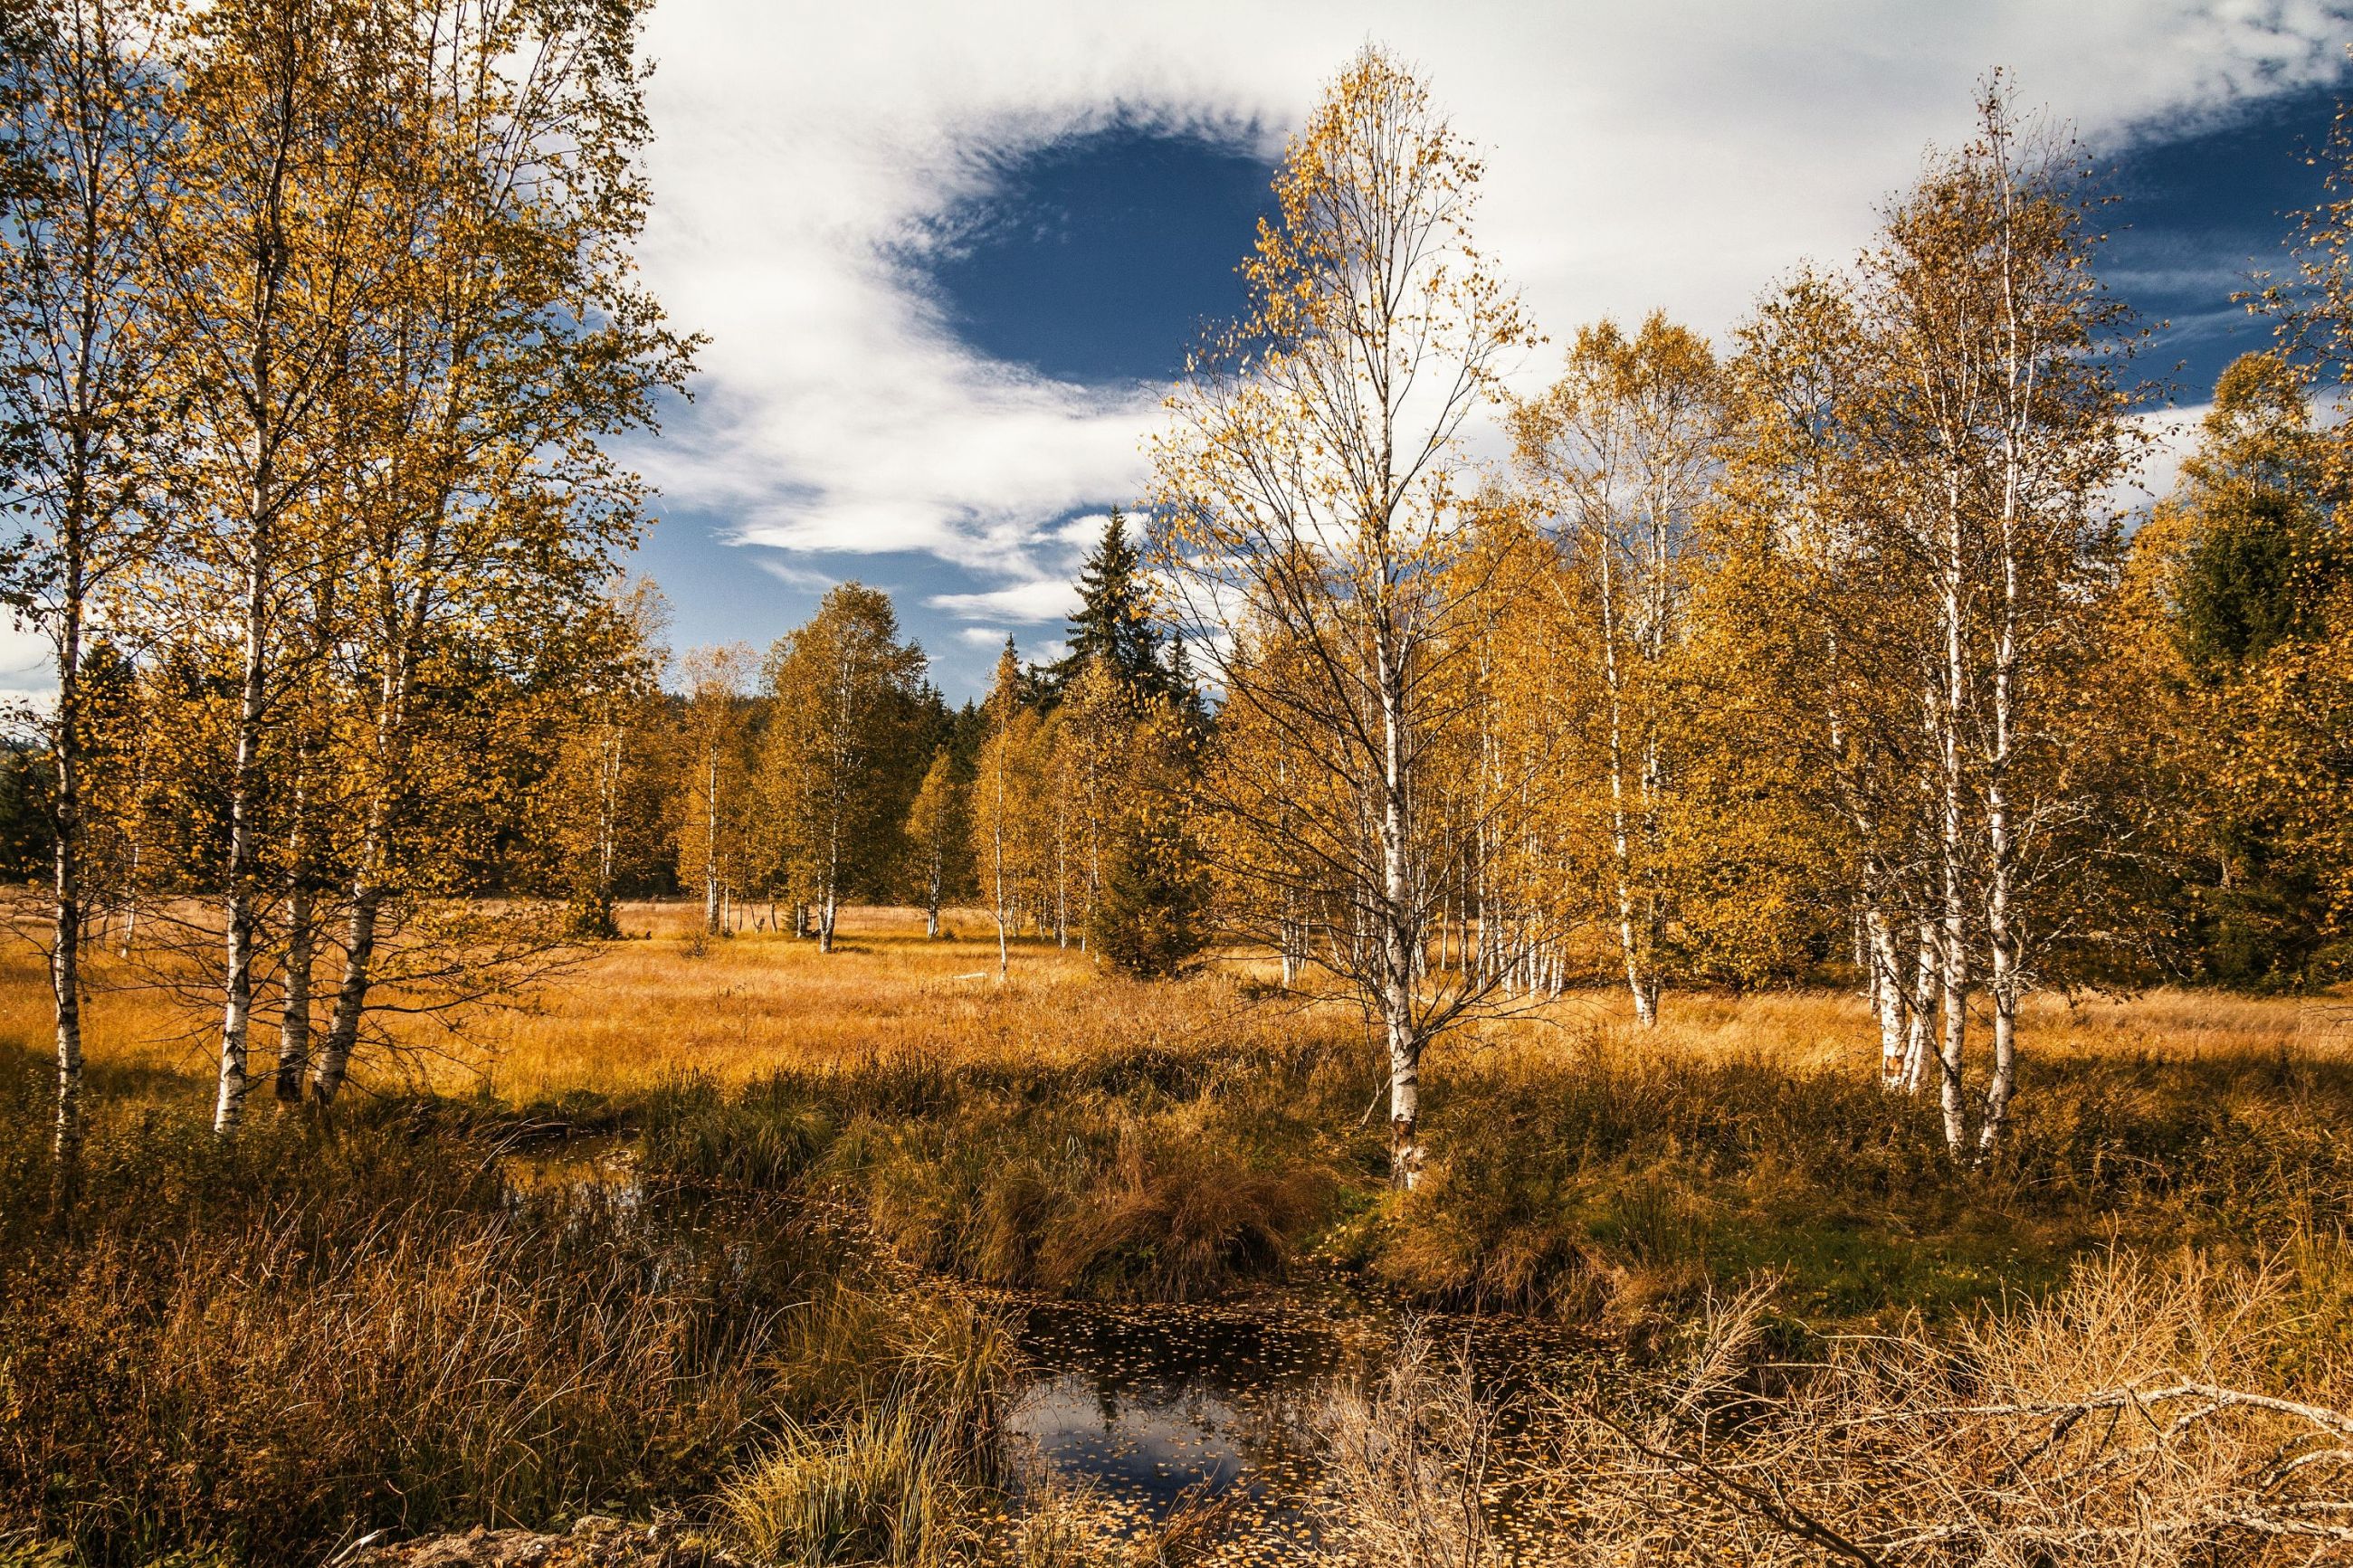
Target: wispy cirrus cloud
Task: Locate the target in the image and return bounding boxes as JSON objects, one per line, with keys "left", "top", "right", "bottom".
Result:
{"left": 927, "top": 578, "right": 1081, "bottom": 624}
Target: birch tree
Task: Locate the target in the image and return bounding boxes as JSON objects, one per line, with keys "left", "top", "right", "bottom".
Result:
{"left": 903, "top": 744, "right": 967, "bottom": 939}
{"left": 759, "top": 583, "right": 925, "bottom": 952}
{"left": 675, "top": 642, "right": 752, "bottom": 936}
{"left": 1705, "top": 82, "right": 2137, "bottom": 1151}
{"left": 0, "top": 0, "right": 176, "bottom": 1194}
{"left": 1721, "top": 271, "right": 1947, "bottom": 1088}
{"left": 1509, "top": 315, "right": 1726, "bottom": 1025}
{"left": 1869, "top": 84, "right": 2130, "bottom": 1156}
{"left": 144, "top": 0, "right": 419, "bottom": 1133}
{"left": 307, "top": 0, "right": 691, "bottom": 1107}
{"left": 1152, "top": 46, "right": 1536, "bottom": 1185}
{"left": 972, "top": 637, "right": 1022, "bottom": 979}
{"left": 546, "top": 575, "right": 669, "bottom": 939}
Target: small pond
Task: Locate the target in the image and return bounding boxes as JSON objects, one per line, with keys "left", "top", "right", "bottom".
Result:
{"left": 504, "top": 1142, "right": 1582, "bottom": 1558}
{"left": 989, "top": 1278, "right": 1580, "bottom": 1557}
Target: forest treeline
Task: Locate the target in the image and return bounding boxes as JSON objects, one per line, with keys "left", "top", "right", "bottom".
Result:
{"left": 647, "top": 509, "right": 1208, "bottom": 979}
{"left": 5, "top": 14, "right": 2353, "bottom": 1197}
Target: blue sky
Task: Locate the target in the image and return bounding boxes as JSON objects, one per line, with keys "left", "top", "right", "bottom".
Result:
{"left": 622, "top": 125, "right": 1278, "bottom": 698}
{"left": 2107, "top": 81, "right": 2343, "bottom": 405}
{"left": 617, "top": 2, "right": 2353, "bottom": 700}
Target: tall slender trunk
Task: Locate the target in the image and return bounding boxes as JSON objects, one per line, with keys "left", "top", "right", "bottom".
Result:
{"left": 586, "top": 723, "right": 623, "bottom": 936}
{"left": 276, "top": 871, "right": 313, "bottom": 1104}
{"left": 1983, "top": 613, "right": 2021, "bottom": 1151}
{"left": 50, "top": 551, "right": 85, "bottom": 1212}
{"left": 1865, "top": 901, "right": 1907, "bottom": 1088}
{"left": 1595, "top": 539, "right": 1656, "bottom": 1027}
{"left": 817, "top": 765, "right": 847, "bottom": 953}
{"left": 117, "top": 827, "right": 138, "bottom": 957}
{"left": 1376, "top": 638, "right": 1423, "bottom": 1189}
{"left": 316, "top": 582, "right": 426, "bottom": 1110}
{"left": 1054, "top": 827, "right": 1068, "bottom": 949}
{"left": 702, "top": 751, "right": 720, "bottom": 935}
{"left": 991, "top": 742, "right": 1008, "bottom": 982}
{"left": 215, "top": 542, "right": 272, "bottom": 1135}
{"left": 1978, "top": 188, "right": 2032, "bottom": 1162}
{"left": 1902, "top": 920, "right": 1936, "bottom": 1094}
{"left": 274, "top": 761, "right": 314, "bottom": 1104}
{"left": 1935, "top": 489, "right": 1970, "bottom": 1157}
{"left": 312, "top": 803, "right": 386, "bottom": 1106}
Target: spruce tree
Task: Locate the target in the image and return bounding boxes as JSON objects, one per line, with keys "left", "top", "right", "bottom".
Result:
{"left": 1044, "top": 508, "right": 1170, "bottom": 702}
{"left": 1091, "top": 796, "right": 1206, "bottom": 977}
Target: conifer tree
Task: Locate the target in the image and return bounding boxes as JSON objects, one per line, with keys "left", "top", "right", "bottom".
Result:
{"left": 1046, "top": 508, "right": 1168, "bottom": 701}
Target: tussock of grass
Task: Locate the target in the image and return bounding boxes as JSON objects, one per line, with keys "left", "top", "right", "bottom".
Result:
{"left": 1551, "top": 1248, "right": 2353, "bottom": 1564}
{"left": 0, "top": 1053, "right": 1015, "bottom": 1568}
{"left": 720, "top": 1402, "right": 961, "bottom": 1567}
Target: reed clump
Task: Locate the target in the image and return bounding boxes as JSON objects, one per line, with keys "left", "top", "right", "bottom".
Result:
{"left": 1548, "top": 1247, "right": 2353, "bottom": 1564}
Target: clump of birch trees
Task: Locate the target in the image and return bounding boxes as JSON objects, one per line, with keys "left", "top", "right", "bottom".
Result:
{"left": 13, "top": 17, "right": 2353, "bottom": 1217}
{"left": 0, "top": 0, "right": 692, "bottom": 1180}
{"left": 660, "top": 518, "right": 1206, "bottom": 984}
{"left": 1153, "top": 49, "right": 2353, "bottom": 1180}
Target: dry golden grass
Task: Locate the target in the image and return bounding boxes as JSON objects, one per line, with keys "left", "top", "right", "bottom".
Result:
{"left": 0, "top": 896, "right": 2332, "bottom": 1103}
{"left": 1483, "top": 984, "right": 2333, "bottom": 1072}
{"left": 0, "top": 902, "right": 1338, "bottom": 1100}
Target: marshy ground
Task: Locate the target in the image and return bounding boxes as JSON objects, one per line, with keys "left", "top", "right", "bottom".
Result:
{"left": 4, "top": 904, "right": 2349, "bottom": 1564}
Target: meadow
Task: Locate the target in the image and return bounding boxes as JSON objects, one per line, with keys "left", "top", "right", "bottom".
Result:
{"left": 5, "top": 905, "right": 2352, "bottom": 1565}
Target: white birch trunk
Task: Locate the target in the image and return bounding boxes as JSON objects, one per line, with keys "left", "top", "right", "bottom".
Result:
{"left": 1935, "top": 488, "right": 1971, "bottom": 1157}
{"left": 274, "top": 857, "right": 313, "bottom": 1106}
{"left": 1865, "top": 903, "right": 1908, "bottom": 1088}
{"left": 51, "top": 552, "right": 85, "bottom": 1206}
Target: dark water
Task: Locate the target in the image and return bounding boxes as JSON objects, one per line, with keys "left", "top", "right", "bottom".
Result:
{"left": 992, "top": 1279, "right": 1580, "bottom": 1557}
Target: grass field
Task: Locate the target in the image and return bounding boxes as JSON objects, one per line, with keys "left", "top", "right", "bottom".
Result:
{"left": 14, "top": 898, "right": 2347, "bottom": 1326}
{"left": 24, "top": 898, "right": 2335, "bottom": 1097}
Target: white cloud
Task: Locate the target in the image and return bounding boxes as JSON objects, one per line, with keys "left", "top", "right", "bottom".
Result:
{"left": 0, "top": 619, "right": 51, "bottom": 708}
{"left": 633, "top": 0, "right": 2353, "bottom": 577}
{"left": 2129, "top": 404, "right": 2212, "bottom": 512}
{"left": 755, "top": 558, "right": 837, "bottom": 591}
{"left": 928, "top": 577, "right": 1081, "bottom": 623}
{"left": 957, "top": 625, "right": 1013, "bottom": 647}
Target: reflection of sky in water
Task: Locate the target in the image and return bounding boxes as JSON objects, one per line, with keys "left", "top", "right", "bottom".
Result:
{"left": 495, "top": 1141, "right": 1579, "bottom": 1559}
{"left": 1002, "top": 1293, "right": 1346, "bottom": 1548}
{"left": 997, "top": 1288, "right": 1577, "bottom": 1560}
{"left": 1011, "top": 1376, "right": 1248, "bottom": 1502}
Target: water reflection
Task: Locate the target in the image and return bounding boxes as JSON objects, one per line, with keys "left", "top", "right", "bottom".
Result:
{"left": 499, "top": 1145, "right": 1576, "bottom": 1557}
{"left": 997, "top": 1284, "right": 1577, "bottom": 1555}
{"left": 1002, "top": 1293, "right": 1348, "bottom": 1538}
